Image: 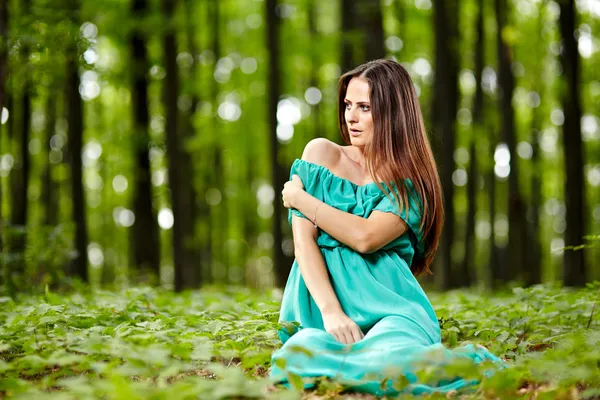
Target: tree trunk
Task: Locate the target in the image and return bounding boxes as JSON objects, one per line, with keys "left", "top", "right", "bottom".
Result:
{"left": 487, "top": 130, "right": 499, "bottom": 288}
{"left": 308, "top": 0, "right": 321, "bottom": 140}
{"left": 0, "top": 0, "right": 8, "bottom": 287}
{"left": 182, "top": 0, "right": 203, "bottom": 287}
{"left": 66, "top": 12, "right": 88, "bottom": 282}
{"left": 463, "top": 0, "right": 485, "bottom": 287}
{"left": 495, "top": 0, "right": 527, "bottom": 284}
{"left": 41, "top": 95, "right": 58, "bottom": 226}
{"left": 361, "top": 0, "right": 385, "bottom": 63}
{"left": 209, "top": 0, "right": 228, "bottom": 283}
{"left": 558, "top": 0, "right": 586, "bottom": 286}
{"left": 431, "top": 0, "right": 459, "bottom": 289}
{"left": 527, "top": 124, "right": 542, "bottom": 286}
{"left": 0, "top": 0, "right": 6, "bottom": 112}
{"left": 393, "top": 0, "right": 406, "bottom": 42}
{"left": 266, "top": 0, "right": 289, "bottom": 287}
{"left": 524, "top": 6, "right": 546, "bottom": 287}
{"left": 162, "top": 0, "right": 197, "bottom": 291}
{"left": 129, "top": 0, "right": 160, "bottom": 282}
{"left": 340, "top": 0, "right": 355, "bottom": 74}
{"left": 10, "top": 0, "right": 31, "bottom": 275}
{"left": 340, "top": 0, "right": 385, "bottom": 72}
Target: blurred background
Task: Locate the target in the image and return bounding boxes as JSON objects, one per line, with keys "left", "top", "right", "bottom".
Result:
{"left": 0, "top": 0, "right": 598, "bottom": 295}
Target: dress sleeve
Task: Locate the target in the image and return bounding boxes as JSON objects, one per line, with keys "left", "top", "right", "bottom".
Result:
{"left": 373, "top": 180, "right": 425, "bottom": 252}
{"left": 287, "top": 159, "right": 324, "bottom": 226}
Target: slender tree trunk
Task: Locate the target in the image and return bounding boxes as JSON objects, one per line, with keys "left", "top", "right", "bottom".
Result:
{"left": 527, "top": 125, "right": 542, "bottom": 285}
{"left": 361, "top": 0, "right": 385, "bottom": 63}
{"left": 10, "top": 0, "right": 31, "bottom": 275}
{"left": 0, "top": 0, "right": 6, "bottom": 112}
{"left": 495, "top": 0, "right": 527, "bottom": 284}
{"left": 41, "top": 95, "right": 58, "bottom": 226}
{"left": 524, "top": 6, "right": 545, "bottom": 287}
{"left": 0, "top": 0, "right": 8, "bottom": 287}
{"left": 129, "top": 0, "right": 160, "bottom": 282}
{"left": 340, "top": 0, "right": 384, "bottom": 71}
{"left": 162, "top": 0, "right": 196, "bottom": 291}
{"left": 340, "top": 0, "right": 355, "bottom": 74}
{"left": 182, "top": 0, "right": 202, "bottom": 287}
{"left": 559, "top": 0, "right": 586, "bottom": 286}
{"left": 393, "top": 0, "right": 406, "bottom": 41}
{"left": 431, "top": 0, "right": 460, "bottom": 289}
{"left": 487, "top": 129, "right": 499, "bottom": 288}
{"left": 209, "top": 0, "right": 228, "bottom": 283}
{"left": 66, "top": 8, "right": 88, "bottom": 282}
{"left": 266, "top": 0, "right": 288, "bottom": 287}
{"left": 463, "top": 0, "right": 485, "bottom": 287}
{"left": 308, "top": 0, "right": 321, "bottom": 140}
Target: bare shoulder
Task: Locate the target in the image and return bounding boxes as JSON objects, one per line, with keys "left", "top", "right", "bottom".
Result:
{"left": 300, "top": 138, "right": 341, "bottom": 170}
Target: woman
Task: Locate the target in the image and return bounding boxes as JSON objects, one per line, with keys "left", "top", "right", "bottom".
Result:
{"left": 269, "top": 59, "right": 506, "bottom": 396}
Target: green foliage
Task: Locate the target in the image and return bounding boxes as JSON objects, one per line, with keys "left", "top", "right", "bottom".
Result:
{"left": 0, "top": 283, "right": 598, "bottom": 399}
{"left": 1, "top": 223, "right": 77, "bottom": 296}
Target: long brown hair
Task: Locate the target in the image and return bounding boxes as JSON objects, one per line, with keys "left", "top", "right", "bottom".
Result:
{"left": 337, "top": 59, "right": 443, "bottom": 276}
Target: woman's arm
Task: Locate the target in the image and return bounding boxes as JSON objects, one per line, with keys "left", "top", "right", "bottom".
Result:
{"left": 291, "top": 214, "right": 342, "bottom": 315}
{"left": 282, "top": 139, "right": 408, "bottom": 253}
{"left": 291, "top": 213, "right": 365, "bottom": 344}
{"left": 291, "top": 190, "right": 407, "bottom": 253}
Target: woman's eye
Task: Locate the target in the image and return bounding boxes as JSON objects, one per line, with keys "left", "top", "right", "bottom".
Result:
{"left": 345, "top": 104, "right": 369, "bottom": 111}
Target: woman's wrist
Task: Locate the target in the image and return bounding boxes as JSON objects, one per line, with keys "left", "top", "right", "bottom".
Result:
{"left": 292, "top": 189, "right": 308, "bottom": 209}
{"left": 320, "top": 302, "right": 343, "bottom": 316}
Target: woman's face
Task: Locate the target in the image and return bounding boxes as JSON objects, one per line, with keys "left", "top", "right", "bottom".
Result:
{"left": 344, "top": 77, "right": 373, "bottom": 148}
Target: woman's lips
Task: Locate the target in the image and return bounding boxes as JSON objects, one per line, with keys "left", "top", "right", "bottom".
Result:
{"left": 350, "top": 128, "right": 362, "bottom": 136}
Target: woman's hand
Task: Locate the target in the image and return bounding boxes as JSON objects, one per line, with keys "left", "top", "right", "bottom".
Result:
{"left": 322, "top": 309, "right": 365, "bottom": 345}
{"left": 281, "top": 174, "right": 305, "bottom": 209}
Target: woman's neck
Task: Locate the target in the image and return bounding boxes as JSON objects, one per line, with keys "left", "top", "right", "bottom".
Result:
{"left": 347, "top": 146, "right": 367, "bottom": 169}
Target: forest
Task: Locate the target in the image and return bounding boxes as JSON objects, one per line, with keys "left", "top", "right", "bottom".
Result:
{"left": 0, "top": 0, "right": 599, "bottom": 398}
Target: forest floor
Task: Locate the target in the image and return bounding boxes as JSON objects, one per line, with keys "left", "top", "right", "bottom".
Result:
{"left": 0, "top": 282, "right": 599, "bottom": 399}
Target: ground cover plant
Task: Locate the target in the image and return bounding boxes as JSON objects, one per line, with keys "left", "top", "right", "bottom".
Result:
{"left": 0, "top": 282, "right": 599, "bottom": 399}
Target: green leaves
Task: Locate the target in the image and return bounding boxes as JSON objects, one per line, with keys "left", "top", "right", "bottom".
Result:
{"left": 0, "top": 283, "right": 598, "bottom": 398}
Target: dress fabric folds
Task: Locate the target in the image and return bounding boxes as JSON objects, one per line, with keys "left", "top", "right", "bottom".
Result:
{"left": 269, "top": 159, "right": 506, "bottom": 396}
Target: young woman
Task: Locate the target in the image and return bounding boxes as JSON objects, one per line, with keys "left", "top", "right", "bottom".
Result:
{"left": 269, "top": 59, "right": 506, "bottom": 396}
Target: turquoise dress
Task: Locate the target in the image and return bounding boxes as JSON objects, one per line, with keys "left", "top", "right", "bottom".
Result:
{"left": 269, "top": 159, "right": 506, "bottom": 396}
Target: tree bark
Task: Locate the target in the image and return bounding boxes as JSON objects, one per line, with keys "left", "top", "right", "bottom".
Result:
{"left": 361, "top": 1, "right": 385, "bottom": 63}
{"left": 340, "top": 0, "right": 385, "bottom": 72}
{"left": 308, "top": 0, "right": 321, "bottom": 140}
{"left": 209, "top": 0, "right": 228, "bottom": 283}
{"left": 182, "top": 0, "right": 203, "bottom": 287}
{"left": 162, "top": 0, "right": 197, "bottom": 291}
{"left": 558, "top": 0, "right": 586, "bottom": 286}
{"left": 495, "top": 0, "right": 528, "bottom": 284}
{"left": 463, "top": 0, "right": 485, "bottom": 287}
{"left": 10, "top": 0, "right": 31, "bottom": 275}
{"left": 0, "top": 0, "right": 8, "bottom": 287}
{"left": 266, "top": 0, "right": 289, "bottom": 287}
{"left": 524, "top": 5, "right": 546, "bottom": 287}
{"left": 41, "top": 95, "right": 58, "bottom": 226}
{"left": 393, "top": 0, "right": 406, "bottom": 42}
{"left": 487, "top": 129, "right": 499, "bottom": 288}
{"left": 431, "top": 0, "right": 460, "bottom": 289}
{"left": 129, "top": 0, "right": 160, "bottom": 281}
{"left": 65, "top": 9, "right": 89, "bottom": 282}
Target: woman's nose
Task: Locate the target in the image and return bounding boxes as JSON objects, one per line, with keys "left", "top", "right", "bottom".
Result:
{"left": 346, "top": 108, "right": 358, "bottom": 123}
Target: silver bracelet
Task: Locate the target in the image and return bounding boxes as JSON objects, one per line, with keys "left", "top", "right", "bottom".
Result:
{"left": 312, "top": 202, "right": 323, "bottom": 228}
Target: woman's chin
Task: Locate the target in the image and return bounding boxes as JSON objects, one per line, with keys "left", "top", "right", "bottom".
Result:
{"left": 349, "top": 135, "right": 367, "bottom": 147}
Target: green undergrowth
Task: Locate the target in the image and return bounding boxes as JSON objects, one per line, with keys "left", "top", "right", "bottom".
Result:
{"left": 0, "top": 282, "right": 598, "bottom": 399}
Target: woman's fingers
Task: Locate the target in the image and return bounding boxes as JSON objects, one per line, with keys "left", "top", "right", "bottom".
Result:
{"left": 351, "top": 328, "right": 363, "bottom": 343}
{"left": 291, "top": 174, "right": 304, "bottom": 188}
